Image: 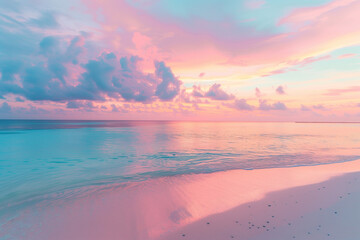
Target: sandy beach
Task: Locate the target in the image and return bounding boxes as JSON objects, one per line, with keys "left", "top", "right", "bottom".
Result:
{"left": 1, "top": 159, "right": 360, "bottom": 240}
{"left": 158, "top": 165, "right": 360, "bottom": 240}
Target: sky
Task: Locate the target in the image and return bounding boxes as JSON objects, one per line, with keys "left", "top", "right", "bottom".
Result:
{"left": 0, "top": 0, "right": 360, "bottom": 121}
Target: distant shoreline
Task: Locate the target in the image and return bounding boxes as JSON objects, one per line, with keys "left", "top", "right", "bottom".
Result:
{"left": 296, "top": 121, "right": 360, "bottom": 124}
{"left": 1, "top": 119, "right": 360, "bottom": 124}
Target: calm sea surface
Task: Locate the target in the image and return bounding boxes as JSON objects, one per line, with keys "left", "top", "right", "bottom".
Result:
{"left": 0, "top": 120, "right": 360, "bottom": 215}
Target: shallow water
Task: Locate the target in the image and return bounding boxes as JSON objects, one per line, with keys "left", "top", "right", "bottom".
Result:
{"left": 0, "top": 121, "right": 360, "bottom": 219}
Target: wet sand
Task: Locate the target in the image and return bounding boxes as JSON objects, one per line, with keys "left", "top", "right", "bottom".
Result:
{"left": 1, "top": 160, "right": 360, "bottom": 240}
{"left": 158, "top": 171, "right": 360, "bottom": 240}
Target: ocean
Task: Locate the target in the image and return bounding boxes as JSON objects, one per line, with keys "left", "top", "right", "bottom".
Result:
{"left": 0, "top": 120, "right": 360, "bottom": 239}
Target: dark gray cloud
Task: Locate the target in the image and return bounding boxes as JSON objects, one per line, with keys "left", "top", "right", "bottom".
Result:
{"left": 154, "top": 61, "right": 182, "bottom": 101}
{"left": 226, "top": 99, "right": 288, "bottom": 111}
{"left": 66, "top": 101, "right": 95, "bottom": 109}
{"left": 0, "top": 33, "right": 182, "bottom": 104}
{"left": 0, "top": 102, "right": 51, "bottom": 116}
{"left": 111, "top": 104, "right": 128, "bottom": 113}
{"left": 259, "top": 100, "right": 287, "bottom": 111}
{"left": 24, "top": 104, "right": 50, "bottom": 114}
{"left": 75, "top": 54, "right": 182, "bottom": 103}
{"left": 227, "top": 99, "right": 255, "bottom": 111}
{"left": 191, "top": 84, "right": 234, "bottom": 101}
{"left": 0, "top": 102, "right": 11, "bottom": 113}
{"left": 15, "top": 97, "right": 25, "bottom": 102}
{"left": 312, "top": 104, "right": 327, "bottom": 110}
{"left": 205, "top": 83, "right": 235, "bottom": 100}
{"left": 0, "top": 8, "right": 182, "bottom": 105}
{"left": 192, "top": 85, "right": 204, "bottom": 98}
{"left": 300, "top": 105, "right": 311, "bottom": 111}
{"left": 276, "top": 85, "right": 285, "bottom": 95}
{"left": 233, "top": 99, "right": 255, "bottom": 111}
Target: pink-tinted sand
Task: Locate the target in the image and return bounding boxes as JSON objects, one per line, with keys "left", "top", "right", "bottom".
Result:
{"left": 2, "top": 160, "right": 360, "bottom": 240}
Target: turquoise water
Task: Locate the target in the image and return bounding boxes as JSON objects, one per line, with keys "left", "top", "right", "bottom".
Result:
{"left": 0, "top": 120, "right": 360, "bottom": 216}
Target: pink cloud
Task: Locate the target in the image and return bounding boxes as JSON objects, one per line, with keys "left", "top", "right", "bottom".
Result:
{"left": 278, "top": 0, "right": 356, "bottom": 27}
{"left": 231, "top": 0, "right": 360, "bottom": 68}
{"left": 261, "top": 68, "right": 292, "bottom": 77}
{"left": 82, "top": 0, "right": 230, "bottom": 69}
{"left": 262, "top": 55, "right": 331, "bottom": 77}
{"left": 289, "top": 55, "right": 331, "bottom": 67}
{"left": 324, "top": 86, "right": 360, "bottom": 96}
{"left": 255, "top": 87, "right": 263, "bottom": 98}
{"left": 338, "top": 53, "right": 356, "bottom": 59}
{"left": 82, "top": 0, "right": 360, "bottom": 77}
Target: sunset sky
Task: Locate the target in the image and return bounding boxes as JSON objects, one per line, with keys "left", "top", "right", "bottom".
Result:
{"left": 1, "top": 0, "right": 360, "bottom": 121}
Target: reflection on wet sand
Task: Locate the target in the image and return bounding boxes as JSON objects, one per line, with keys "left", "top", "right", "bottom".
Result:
{"left": 2, "top": 159, "right": 360, "bottom": 240}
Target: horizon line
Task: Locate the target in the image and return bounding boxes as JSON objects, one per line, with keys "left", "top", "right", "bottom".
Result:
{"left": 1, "top": 119, "right": 360, "bottom": 124}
